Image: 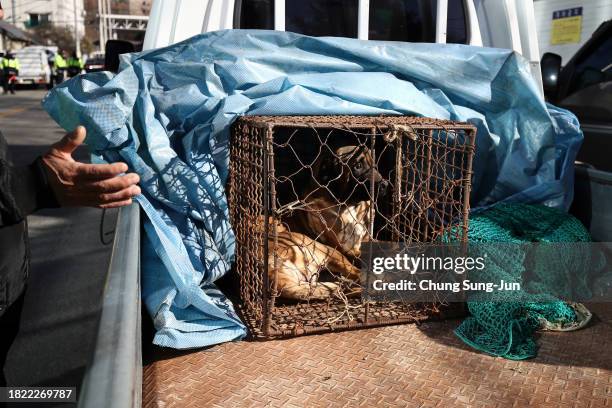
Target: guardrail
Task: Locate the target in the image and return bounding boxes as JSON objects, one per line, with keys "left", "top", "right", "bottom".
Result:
{"left": 78, "top": 203, "right": 142, "bottom": 408}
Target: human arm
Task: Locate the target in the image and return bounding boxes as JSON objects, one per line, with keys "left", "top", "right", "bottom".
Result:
{"left": 0, "top": 127, "right": 140, "bottom": 227}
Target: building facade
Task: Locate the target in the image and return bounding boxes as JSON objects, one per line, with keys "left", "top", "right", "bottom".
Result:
{"left": 2, "top": 0, "right": 85, "bottom": 43}
{"left": 84, "top": 0, "right": 151, "bottom": 50}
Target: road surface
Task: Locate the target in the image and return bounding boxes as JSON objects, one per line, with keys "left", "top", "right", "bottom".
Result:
{"left": 0, "top": 90, "right": 117, "bottom": 392}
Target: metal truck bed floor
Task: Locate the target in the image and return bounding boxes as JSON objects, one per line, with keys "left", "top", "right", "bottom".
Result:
{"left": 142, "top": 303, "right": 611, "bottom": 408}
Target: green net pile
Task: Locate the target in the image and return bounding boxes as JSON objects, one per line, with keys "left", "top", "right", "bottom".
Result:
{"left": 454, "top": 204, "right": 598, "bottom": 360}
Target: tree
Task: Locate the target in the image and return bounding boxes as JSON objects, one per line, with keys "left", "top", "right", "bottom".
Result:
{"left": 30, "top": 24, "right": 76, "bottom": 53}
{"left": 80, "top": 36, "right": 95, "bottom": 56}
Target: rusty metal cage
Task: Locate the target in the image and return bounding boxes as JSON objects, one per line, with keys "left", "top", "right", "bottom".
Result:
{"left": 228, "top": 115, "right": 476, "bottom": 338}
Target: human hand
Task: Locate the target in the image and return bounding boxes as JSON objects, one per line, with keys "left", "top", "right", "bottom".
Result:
{"left": 42, "top": 126, "right": 141, "bottom": 208}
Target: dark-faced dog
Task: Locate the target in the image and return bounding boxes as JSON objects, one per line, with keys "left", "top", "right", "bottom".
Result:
{"left": 286, "top": 145, "right": 388, "bottom": 258}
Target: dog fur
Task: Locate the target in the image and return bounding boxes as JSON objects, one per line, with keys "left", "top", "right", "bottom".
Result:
{"left": 286, "top": 145, "right": 386, "bottom": 258}
{"left": 266, "top": 221, "right": 361, "bottom": 300}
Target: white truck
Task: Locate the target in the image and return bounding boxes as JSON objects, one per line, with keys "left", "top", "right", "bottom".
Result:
{"left": 80, "top": 1, "right": 610, "bottom": 406}
{"left": 142, "top": 0, "right": 545, "bottom": 93}
{"left": 13, "top": 46, "right": 55, "bottom": 89}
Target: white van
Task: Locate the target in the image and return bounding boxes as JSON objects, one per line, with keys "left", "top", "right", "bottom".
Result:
{"left": 14, "top": 46, "right": 53, "bottom": 89}
{"left": 142, "top": 0, "right": 544, "bottom": 93}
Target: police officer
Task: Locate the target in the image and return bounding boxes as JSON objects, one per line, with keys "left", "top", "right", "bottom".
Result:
{"left": 0, "top": 52, "right": 5, "bottom": 89}
{"left": 53, "top": 50, "right": 68, "bottom": 86}
{"left": 67, "top": 52, "right": 84, "bottom": 78}
{"left": 1, "top": 51, "right": 19, "bottom": 94}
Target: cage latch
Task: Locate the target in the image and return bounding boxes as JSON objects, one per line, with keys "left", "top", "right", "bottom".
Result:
{"left": 384, "top": 124, "right": 418, "bottom": 143}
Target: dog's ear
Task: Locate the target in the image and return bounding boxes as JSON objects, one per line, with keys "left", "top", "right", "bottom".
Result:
{"left": 353, "top": 145, "right": 368, "bottom": 159}
{"left": 317, "top": 150, "right": 342, "bottom": 183}
{"left": 335, "top": 155, "right": 352, "bottom": 198}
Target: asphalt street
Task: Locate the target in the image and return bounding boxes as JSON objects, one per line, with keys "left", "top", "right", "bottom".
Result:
{"left": 0, "top": 89, "right": 118, "bottom": 392}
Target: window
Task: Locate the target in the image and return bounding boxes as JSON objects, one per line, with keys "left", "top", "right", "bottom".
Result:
{"left": 446, "top": 0, "right": 467, "bottom": 44}
{"left": 27, "top": 13, "right": 50, "bottom": 28}
{"left": 237, "top": 0, "right": 274, "bottom": 30}
{"left": 569, "top": 34, "right": 612, "bottom": 95}
{"left": 286, "top": 0, "right": 358, "bottom": 38}
{"left": 369, "top": 0, "right": 467, "bottom": 43}
{"left": 236, "top": 0, "right": 467, "bottom": 44}
{"left": 237, "top": 0, "right": 359, "bottom": 37}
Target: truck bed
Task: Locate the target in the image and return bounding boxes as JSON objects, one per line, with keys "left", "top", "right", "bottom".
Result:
{"left": 141, "top": 303, "right": 612, "bottom": 407}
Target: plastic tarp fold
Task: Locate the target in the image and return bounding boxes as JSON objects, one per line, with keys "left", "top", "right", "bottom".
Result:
{"left": 42, "top": 30, "right": 582, "bottom": 349}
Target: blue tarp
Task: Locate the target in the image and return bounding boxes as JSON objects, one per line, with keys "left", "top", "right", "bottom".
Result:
{"left": 42, "top": 30, "right": 582, "bottom": 349}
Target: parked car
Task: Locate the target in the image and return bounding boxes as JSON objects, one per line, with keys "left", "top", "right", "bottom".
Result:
{"left": 13, "top": 46, "right": 54, "bottom": 89}
{"left": 541, "top": 19, "right": 612, "bottom": 242}
{"left": 85, "top": 54, "right": 105, "bottom": 73}
{"left": 541, "top": 20, "right": 612, "bottom": 172}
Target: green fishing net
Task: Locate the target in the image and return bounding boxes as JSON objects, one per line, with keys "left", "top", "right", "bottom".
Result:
{"left": 455, "top": 204, "right": 598, "bottom": 360}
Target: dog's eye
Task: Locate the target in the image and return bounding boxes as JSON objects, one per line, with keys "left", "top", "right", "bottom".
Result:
{"left": 355, "top": 162, "right": 363, "bottom": 170}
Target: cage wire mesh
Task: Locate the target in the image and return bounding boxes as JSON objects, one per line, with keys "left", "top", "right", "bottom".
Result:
{"left": 228, "top": 116, "right": 476, "bottom": 338}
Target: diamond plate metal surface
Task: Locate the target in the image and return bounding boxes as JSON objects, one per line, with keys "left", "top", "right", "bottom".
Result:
{"left": 143, "top": 303, "right": 612, "bottom": 407}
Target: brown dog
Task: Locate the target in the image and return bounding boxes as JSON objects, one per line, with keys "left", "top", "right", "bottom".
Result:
{"left": 286, "top": 145, "right": 388, "bottom": 258}
{"left": 266, "top": 221, "right": 361, "bottom": 300}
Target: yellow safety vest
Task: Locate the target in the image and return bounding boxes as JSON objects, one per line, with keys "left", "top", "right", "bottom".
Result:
{"left": 54, "top": 55, "right": 67, "bottom": 69}
{"left": 2, "top": 58, "right": 20, "bottom": 70}
{"left": 67, "top": 57, "right": 84, "bottom": 69}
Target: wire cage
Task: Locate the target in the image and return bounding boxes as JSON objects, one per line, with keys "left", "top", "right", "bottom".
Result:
{"left": 228, "top": 115, "right": 476, "bottom": 339}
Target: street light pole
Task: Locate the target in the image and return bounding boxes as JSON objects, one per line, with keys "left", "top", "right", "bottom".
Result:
{"left": 106, "top": 0, "right": 113, "bottom": 41}
{"left": 11, "top": 0, "right": 16, "bottom": 24}
{"left": 74, "top": 0, "right": 81, "bottom": 56}
{"left": 98, "top": 0, "right": 105, "bottom": 52}
{"left": 101, "top": 0, "right": 111, "bottom": 48}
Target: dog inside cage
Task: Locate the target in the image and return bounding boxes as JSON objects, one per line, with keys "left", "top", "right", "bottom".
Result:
{"left": 270, "top": 126, "right": 391, "bottom": 300}
{"left": 228, "top": 116, "right": 476, "bottom": 337}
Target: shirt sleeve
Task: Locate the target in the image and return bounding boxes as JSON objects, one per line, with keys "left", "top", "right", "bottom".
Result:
{"left": 0, "top": 134, "right": 59, "bottom": 227}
